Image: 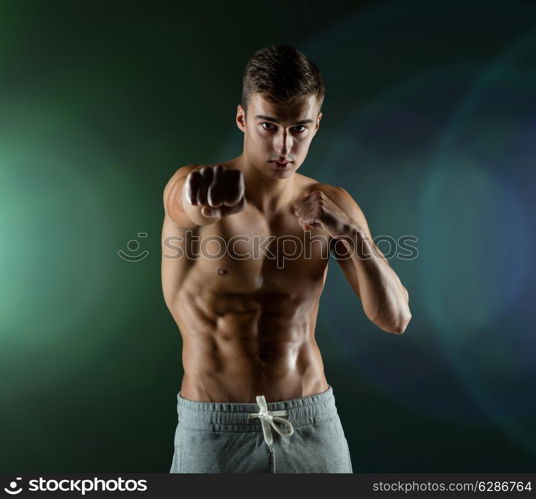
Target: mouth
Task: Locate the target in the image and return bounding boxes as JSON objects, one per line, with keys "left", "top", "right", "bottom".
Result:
{"left": 269, "top": 160, "right": 292, "bottom": 169}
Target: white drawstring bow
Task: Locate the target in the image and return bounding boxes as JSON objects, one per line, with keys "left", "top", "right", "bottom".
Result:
{"left": 248, "top": 395, "right": 294, "bottom": 449}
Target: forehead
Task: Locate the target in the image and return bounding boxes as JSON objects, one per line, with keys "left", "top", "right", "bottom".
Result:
{"left": 249, "top": 93, "right": 319, "bottom": 121}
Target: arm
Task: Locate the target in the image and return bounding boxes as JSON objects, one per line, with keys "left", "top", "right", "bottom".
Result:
{"left": 329, "top": 187, "right": 411, "bottom": 334}
{"left": 293, "top": 186, "right": 411, "bottom": 334}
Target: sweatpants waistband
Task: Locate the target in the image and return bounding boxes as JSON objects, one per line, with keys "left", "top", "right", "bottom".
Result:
{"left": 175, "top": 385, "right": 337, "bottom": 432}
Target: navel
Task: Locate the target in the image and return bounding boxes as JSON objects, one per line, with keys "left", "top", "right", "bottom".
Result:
{"left": 217, "top": 266, "right": 229, "bottom": 276}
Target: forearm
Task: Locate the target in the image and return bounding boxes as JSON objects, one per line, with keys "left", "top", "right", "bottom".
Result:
{"left": 342, "top": 227, "right": 411, "bottom": 334}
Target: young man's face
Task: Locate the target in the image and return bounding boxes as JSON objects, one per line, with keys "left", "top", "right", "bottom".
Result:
{"left": 236, "top": 93, "right": 322, "bottom": 179}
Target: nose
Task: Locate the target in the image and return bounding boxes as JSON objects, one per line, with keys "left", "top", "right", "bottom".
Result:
{"left": 274, "top": 129, "right": 293, "bottom": 157}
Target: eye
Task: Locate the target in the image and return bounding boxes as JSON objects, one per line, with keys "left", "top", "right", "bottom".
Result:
{"left": 293, "top": 125, "right": 307, "bottom": 133}
{"left": 261, "top": 122, "right": 276, "bottom": 130}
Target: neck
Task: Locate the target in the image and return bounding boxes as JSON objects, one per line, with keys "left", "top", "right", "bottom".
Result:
{"left": 235, "top": 153, "right": 296, "bottom": 214}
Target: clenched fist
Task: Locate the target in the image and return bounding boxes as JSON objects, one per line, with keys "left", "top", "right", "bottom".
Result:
{"left": 292, "top": 189, "right": 354, "bottom": 238}
{"left": 183, "top": 165, "right": 246, "bottom": 219}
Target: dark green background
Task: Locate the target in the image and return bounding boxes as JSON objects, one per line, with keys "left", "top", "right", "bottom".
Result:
{"left": 1, "top": 0, "right": 535, "bottom": 472}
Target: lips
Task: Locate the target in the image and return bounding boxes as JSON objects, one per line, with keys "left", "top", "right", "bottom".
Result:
{"left": 270, "top": 160, "right": 292, "bottom": 169}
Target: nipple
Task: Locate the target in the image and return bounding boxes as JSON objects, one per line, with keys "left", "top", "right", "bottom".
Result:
{"left": 217, "top": 267, "right": 229, "bottom": 276}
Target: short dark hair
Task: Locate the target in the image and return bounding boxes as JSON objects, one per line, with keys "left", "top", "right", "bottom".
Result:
{"left": 241, "top": 45, "right": 325, "bottom": 115}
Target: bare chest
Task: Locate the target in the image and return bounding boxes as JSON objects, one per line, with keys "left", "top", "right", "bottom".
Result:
{"left": 186, "top": 205, "right": 330, "bottom": 294}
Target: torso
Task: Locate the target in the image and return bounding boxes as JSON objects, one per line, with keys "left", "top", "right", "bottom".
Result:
{"left": 161, "top": 162, "right": 336, "bottom": 402}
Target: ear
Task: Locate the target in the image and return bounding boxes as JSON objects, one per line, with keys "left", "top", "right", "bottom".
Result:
{"left": 316, "top": 112, "right": 322, "bottom": 130}
{"left": 311, "top": 111, "right": 322, "bottom": 138}
{"left": 236, "top": 104, "right": 246, "bottom": 133}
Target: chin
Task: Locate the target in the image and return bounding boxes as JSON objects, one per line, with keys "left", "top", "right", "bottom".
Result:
{"left": 266, "top": 167, "right": 296, "bottom": 178}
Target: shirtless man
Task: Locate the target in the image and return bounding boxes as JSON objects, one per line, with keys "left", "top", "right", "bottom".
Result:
{"left": 162, "top": 45, "right": 411, "bottom": 473}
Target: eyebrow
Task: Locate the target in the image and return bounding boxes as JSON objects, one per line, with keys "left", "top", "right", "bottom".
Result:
{"left": 254, "top": 114, "right": 314, "bottom": 125}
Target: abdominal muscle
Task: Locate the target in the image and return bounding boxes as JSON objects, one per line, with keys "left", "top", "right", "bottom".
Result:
{"left": 173, "top": 287, "right": 330, "bottom": 403}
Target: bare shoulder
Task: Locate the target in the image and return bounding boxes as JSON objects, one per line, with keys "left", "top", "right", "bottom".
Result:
{"left": 164, "top": 164, "right": 199, "bottom": 189}
{"left": 162, "top": 165, "right": 202, "bottom": 228}
{"left": 162, "top": 164, "right": 203, "bottom": 205}
{"left": 296, "top": 172, "right": 346, "bottom": 200}
{"left": 294, "top": 173, "right": 321, "bottom": 192}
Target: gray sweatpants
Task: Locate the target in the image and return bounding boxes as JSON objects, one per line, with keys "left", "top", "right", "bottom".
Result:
{"left": 169, "top": 385, "right": 353, "bottom": 473}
